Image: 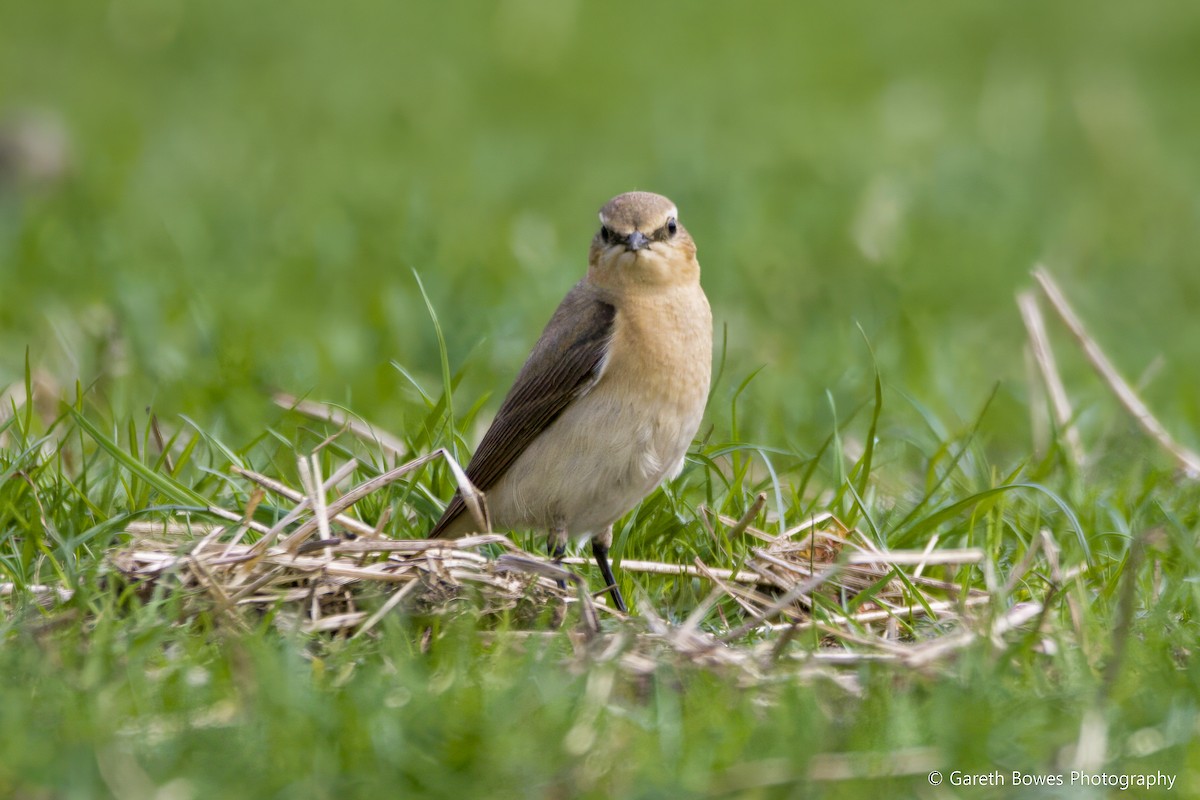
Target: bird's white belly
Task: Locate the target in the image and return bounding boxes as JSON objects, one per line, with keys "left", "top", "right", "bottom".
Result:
{"left": 486, "top": 377, "right": 701, "bottom": 538}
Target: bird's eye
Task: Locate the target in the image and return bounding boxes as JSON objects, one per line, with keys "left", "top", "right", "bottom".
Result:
{"left": 666, "top": 218, "right": 678, "bottom": 236}
{"left": 600, "top": 226, "right": 611, "bottom": 243}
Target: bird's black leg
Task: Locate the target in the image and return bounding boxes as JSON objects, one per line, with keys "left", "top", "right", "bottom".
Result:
{"left": 592, "top": 526, "right": 627, "bottom": 613}
{"left": 549, "top": 524, "right": 568, "bottom": 592}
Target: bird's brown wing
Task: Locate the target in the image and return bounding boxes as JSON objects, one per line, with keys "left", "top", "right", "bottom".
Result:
{"left": 429, "top": 281, "right": 616, "bottom": 537}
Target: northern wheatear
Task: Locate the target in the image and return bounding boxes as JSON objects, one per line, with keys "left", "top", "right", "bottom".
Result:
{"left": 430, "top": 191, "right": 712, "bottom": 612}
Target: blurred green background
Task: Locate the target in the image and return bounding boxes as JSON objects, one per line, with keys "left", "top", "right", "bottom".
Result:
{"left": 3, "top": 0, "right": 1200, "bottom": 448}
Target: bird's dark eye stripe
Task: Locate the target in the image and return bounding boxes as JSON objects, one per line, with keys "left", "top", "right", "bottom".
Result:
{"left": 652, "top": 218, "right": 678, "bottom": 241}
{"left": 599, "top": 225, "right": 611, "bottom": 243}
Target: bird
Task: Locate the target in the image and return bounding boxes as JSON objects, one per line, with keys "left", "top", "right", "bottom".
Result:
{"left": 429, "top": 191, "right": 712, "bottom": 613}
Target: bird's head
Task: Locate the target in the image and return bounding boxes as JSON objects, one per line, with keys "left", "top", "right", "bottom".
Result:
{"left": 588, "top": 191, "right": 699, "bottom": 290}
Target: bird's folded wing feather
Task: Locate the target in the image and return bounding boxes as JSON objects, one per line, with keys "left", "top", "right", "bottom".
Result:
{"left": 430, "top": 281, "right": 616, "bottom": 537}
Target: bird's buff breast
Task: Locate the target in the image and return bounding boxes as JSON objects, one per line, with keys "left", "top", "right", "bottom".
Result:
{"left": 488, "top": 288, "right": 712, "bottom": 537}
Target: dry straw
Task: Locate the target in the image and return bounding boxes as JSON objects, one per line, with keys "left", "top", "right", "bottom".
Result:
{"left": 107, "top": 443, "right": 1034, "bottom": 684}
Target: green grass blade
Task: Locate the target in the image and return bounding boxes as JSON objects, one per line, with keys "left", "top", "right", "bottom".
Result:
{"left": 68, "top": 408, "right": 208, "bottom": 507}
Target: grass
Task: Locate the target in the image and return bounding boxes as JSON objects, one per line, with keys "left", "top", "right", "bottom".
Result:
{"left": 4, "top": 1, "right": 1200, "bottom": 797}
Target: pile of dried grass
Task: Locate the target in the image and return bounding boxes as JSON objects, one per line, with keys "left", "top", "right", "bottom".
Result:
{"left": 105, "top": 446, "right": 1049, "bottom": 687}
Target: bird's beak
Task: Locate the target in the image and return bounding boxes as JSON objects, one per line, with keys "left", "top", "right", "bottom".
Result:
{"left": 625, "top": 231, "right": 649, "bottom": 251}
